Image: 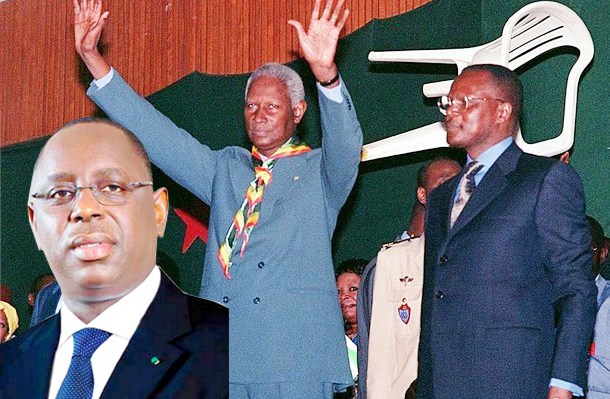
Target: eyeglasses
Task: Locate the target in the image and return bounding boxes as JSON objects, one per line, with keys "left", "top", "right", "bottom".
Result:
{"left": 437, "top": 95, "right": 507, "bottom": 115}
{"left": 31, "top": 181, "right": 153, "bottom": 208}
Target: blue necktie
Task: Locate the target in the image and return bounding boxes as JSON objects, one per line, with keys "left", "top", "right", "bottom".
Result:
{"left": 56, "top": 328, "right": 111, "bottom": 399}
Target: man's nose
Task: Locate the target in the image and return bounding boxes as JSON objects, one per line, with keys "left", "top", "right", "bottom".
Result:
{"left": 253, "top": 107, "right": 267, "bottom": 122}
{"left": 69, "top": 188, "right": 105, "bottom": 222}
{"left": 446, "top": 102, "right": 461, "bottom": 116}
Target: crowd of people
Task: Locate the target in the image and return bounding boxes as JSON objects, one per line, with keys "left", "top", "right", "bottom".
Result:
{"left": 0, "top": 0, "right": 608, "bottom": 398}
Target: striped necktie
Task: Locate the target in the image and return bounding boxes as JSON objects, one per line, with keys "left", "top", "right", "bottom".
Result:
{"left": 450, "top": 161, "right": 483, "bottom": 228}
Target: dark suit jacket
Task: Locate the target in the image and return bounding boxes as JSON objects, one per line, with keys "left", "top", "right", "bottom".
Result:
{"left": 30, "top": 280, "right": 60, "bottom": 327}
{"left": 417, "top": 143, "right": 597, "bottom": 399}
{"left": 1, "top": 272, "right": 229, "bottom": 399}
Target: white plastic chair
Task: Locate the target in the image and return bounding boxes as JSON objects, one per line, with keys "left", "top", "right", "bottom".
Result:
{"left": 361, "top": 1, "right": 594, "bottom": 161}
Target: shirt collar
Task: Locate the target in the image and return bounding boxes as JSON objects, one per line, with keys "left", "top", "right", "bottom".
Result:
{"left": 58, "top": 266, "right": 161, "bottom": 347}
{"left": 466, "top": 136, "right": 513, "bottom": 178}
{"left": 257, "top": 137, "right": 294, "bottom": 163}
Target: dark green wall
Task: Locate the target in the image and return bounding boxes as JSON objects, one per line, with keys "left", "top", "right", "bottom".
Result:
{"left": 1, "top": 0, "right": 607, "bottom": 331}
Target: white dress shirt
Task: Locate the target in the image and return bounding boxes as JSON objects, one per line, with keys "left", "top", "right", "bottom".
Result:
{"left": 48, "top": 266, "right": 161, "bottom": 399}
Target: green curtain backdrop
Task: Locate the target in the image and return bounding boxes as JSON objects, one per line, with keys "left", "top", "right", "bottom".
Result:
{"left": 1, "top": 0, "right": 607, "bottom": 330}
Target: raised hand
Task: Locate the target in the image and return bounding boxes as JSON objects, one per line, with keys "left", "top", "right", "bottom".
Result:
{"left": 73, "top": 0, "right": 111, "bottom": 79}
{"left": 288, "top": 0, "right": 349, "bottom": 85}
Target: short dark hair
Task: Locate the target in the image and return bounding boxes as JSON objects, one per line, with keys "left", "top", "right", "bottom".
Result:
{"left": 416, "top": 156, "right": 461, "bottom": 189}
{"left": 36, "top": 117, "right": 153, "bottom": 180}
{"left": 335, "top": 258, "right": 368, "bottom": 279}
{"left": 587, "top": 215, "right": 605, "bottom": 249}
{"left": 462, "top": 64, "right": 523, "bottom": 121}
{"left": 29, "top": 273, "right": 55, "bottom": 296}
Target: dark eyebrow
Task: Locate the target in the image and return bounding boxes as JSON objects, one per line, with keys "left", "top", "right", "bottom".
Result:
{"left": 45, "top": 168, "right": 129, "bottom": 183}
{"left": 95, "top": 168, "right": 130, "bottom": 180}
{"left": 34, "top": 168, "right": 132, "bottom": 195}
{"left": 45, "top": 172, "right": 76, "bottom": 183}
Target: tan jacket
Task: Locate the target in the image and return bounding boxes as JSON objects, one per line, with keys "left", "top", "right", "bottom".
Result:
{"left": 367, "top": 236, "right": 424, "bottom": 399}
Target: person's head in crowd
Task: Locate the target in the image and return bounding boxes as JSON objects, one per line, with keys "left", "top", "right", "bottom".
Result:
{"left": 0, "top": 285, "right": 12, "bottom": 304}
{"left": 336, "top": 258, "right": 368, "bottom": 339}
{"left": 416, "top": 157, "right": 462, "bottom": 207}
{"left": 27, "top": 273, "right": 57, "bottom": 311}
{"left": 244, "top": 63, "right": 308, "bottom": 157}
{"left": 28, "top": 117, "right": 169, "bottom": 323}
{"left": 0, "top": 301, "right": 19, "bottom": 343}
{"left": 442, "top": 64, "right": 522, "bottom": 158}
{"left": 403, "top": 157, "right": 461, "bottom": 238}
{"left": 587, "top": 215, "right": 607, "bottom": 277}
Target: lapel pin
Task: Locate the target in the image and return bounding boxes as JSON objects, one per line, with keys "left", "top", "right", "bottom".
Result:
{"left": 150, "top": 356, "right": 161, "bottom": 366}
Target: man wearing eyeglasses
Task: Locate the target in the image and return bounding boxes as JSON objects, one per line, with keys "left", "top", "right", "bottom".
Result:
{"left": 0, "top": 118, "right": 229, "bottom": 399}
{"left": 417, "top": 64, "right": 596, "bottom": 399}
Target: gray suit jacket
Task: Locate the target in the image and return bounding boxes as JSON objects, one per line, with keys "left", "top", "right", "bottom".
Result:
{"left": 88, "top": 72, "right": 362, "bottom": 387}
{"left": 417, "top": 143, "right": 597, "bottom": 399}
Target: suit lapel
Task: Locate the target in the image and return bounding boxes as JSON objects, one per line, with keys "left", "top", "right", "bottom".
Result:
{"left": 259, "top": 153, "right": 309, "bottom": 217}
{"left": 447, "top": 143, "right": 522, "bottom": 240}
{"left": 9, "top": 315, "right": 60, "bottom": 398}
{"left": 431, "top": 178, "right": 456, "bottom": 242}
{"left": 226, "top": 151, "right": 308, "bottom": 223}
{"left": 100, "top": 274, "right": 192, "bottom": 399}
{"left": 228, "top": 153, "right": 255, "bottom": 209}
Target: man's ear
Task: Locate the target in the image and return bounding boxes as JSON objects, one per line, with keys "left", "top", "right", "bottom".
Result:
{"left": 416, "top": 187, "right": 427, "bottom": 206}
{"left": 496, "top": 102, "right": 512, "bottom": 125}
{"left": 293, "top": 100, "right": 307, "bottom": 124}
{"left": 28, "top": 204, "right": 42, "bottom": 251}
{"left": 153, "top": 188, "right": 169, "bottom": 238}
{"left": 601, "top": 245, "right": 609, "bottom": 267}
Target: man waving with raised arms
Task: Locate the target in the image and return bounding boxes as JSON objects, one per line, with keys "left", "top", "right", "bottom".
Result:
{"left": 72, "top": 0, "right": 362, "bottom": 397}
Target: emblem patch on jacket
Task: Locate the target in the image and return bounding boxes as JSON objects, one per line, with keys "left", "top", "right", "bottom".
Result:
{"left": 398, "top": 300, "right": 411, "bottom": 324}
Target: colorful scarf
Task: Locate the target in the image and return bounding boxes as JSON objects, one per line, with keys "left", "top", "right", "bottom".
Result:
{"left": 218, "top": 137, "right": 311, "bottom": 278}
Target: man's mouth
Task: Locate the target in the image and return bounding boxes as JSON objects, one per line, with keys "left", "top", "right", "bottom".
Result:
{"left": 70, "top": 235, "right": 114, "bottom": 261}
{"left": 445, "top": 118, "right": 461, "bottom": 131}
{"left": 249, "top": 129, "right": 268, "bottom": 136}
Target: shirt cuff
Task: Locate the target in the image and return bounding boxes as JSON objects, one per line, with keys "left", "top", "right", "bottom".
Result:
{"left": 92, "top": 67, "right": 115, "bottom": 89}
{"left": 549, "top": 378, "right": 584, "bottom": 397}
{"left": 316, "top": 80, "right": 343, "bottom": 103}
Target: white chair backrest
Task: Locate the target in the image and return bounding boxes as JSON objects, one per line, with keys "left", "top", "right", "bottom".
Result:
{"left": 362, "top": 1, "right": 593, "bottom": 161}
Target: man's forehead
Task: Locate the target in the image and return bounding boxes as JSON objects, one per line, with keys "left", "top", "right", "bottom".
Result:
{"left": 247, "top": 76, "right": 289, "bottom": 97}
{"left": 451, "top": 70, "right": 495, "bottom": 94}
{"left": 34, "top": 123, "right": 146, "bottom": 182}
{"left": 42, "top": 167, "right": 130, "bottom": 183}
